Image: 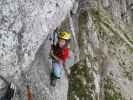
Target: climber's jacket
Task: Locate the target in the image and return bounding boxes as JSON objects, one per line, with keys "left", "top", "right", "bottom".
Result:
{"left": 52, "top": 44, "right": 69, "bottom": 63}
{"left": 50, "top": 31, "right": 71, "bottom": 62}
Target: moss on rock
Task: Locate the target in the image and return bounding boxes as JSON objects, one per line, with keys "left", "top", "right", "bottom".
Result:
{"left": 104, "top": 77, "right": 124, "bottom": 100}
{"left": 68, "top": 61, "right": 95, "bottom": 100}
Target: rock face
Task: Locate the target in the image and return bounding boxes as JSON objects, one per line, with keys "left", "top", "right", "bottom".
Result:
{"left": 0, "top": 0, "right": 133, "bottom": 100}
{"left": 0, "top": 0, "right": 74, "bottom": 100}
{"left": 68, "top": 0, "right": 133, "bottom": 100}
{"left": 0, "top": 0, "right": 73, "bottom": 76}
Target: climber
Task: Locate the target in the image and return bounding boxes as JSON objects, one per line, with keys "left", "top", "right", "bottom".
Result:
{"left": 0, "top": 75, "right": 15, "bottom": 100}
{"left": 49, "top": 31, "right": 71, "bottom": 86}
{"left": 24, "top": 85, "right": 32, "bottom": 100}
{"left": 4, "top": 83, "right": 15, "bottom": 100}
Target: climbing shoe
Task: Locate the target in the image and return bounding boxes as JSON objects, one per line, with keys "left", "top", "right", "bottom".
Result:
{"left": 50, "top": 73, "right": 57, "bottom": 87}
{"left": 50, "top": 78, "right": 56, "bottom": 87}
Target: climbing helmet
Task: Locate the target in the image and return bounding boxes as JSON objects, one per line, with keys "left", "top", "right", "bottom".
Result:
{"left": 58, "top": 32, "right": 71, "bottom": 40}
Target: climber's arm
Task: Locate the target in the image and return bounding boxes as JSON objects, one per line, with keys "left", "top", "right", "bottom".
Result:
{"left": 50, "top": 50, "right": 63, "bottom": 64}
{"left": 63, "top": 62, "right": 70, "bottom": 77}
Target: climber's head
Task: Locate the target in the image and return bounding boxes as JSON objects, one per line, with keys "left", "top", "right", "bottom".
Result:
{"left": 58, "top": 32, "right": 71, "bottom": 48}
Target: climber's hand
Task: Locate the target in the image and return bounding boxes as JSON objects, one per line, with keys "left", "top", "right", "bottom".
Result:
{"left": 67, "top": 69, "right": 71, "bottom": 75}
{"left": 65, "top": 70, "right": 70, "bottom": 78}
{"left": 49, "top": 50, "right": 62, "bottom": 62}
{"left": 49, "top": 50, "right": 53, "bottom": 58}
{"left": 49, "top": 50, "right": 55, "bottom": 59}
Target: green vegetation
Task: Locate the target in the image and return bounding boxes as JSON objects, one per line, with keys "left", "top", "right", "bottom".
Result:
{"left": 104, "top": 77, "right": 124, "bottom": 100}
{"left": 68, "top": 61, "right": 95, "bottom": 100}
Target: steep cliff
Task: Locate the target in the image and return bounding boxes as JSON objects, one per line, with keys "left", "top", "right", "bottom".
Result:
{"left": 68, "top": 0, "right": 133, "bottom": 100}
{"left": 0, "top": 0, "right": 133, "bottom": 100}
{"left": 0, "top": 0, "right": 74, "bottom": 99}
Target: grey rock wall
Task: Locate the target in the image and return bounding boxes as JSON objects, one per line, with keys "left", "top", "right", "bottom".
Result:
{"left": 0, "top": 0, "right": 74, "bottom": 100}
{"left": 0, "top": 0, "right": 133, "bottom": 100}
{"left": 0, "top": 0, "right": 73, "bottom": 77}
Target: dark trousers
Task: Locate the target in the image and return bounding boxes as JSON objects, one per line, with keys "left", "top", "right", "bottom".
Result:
{"left": 0, "top": 96, "right": 11, "bottom": 100}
